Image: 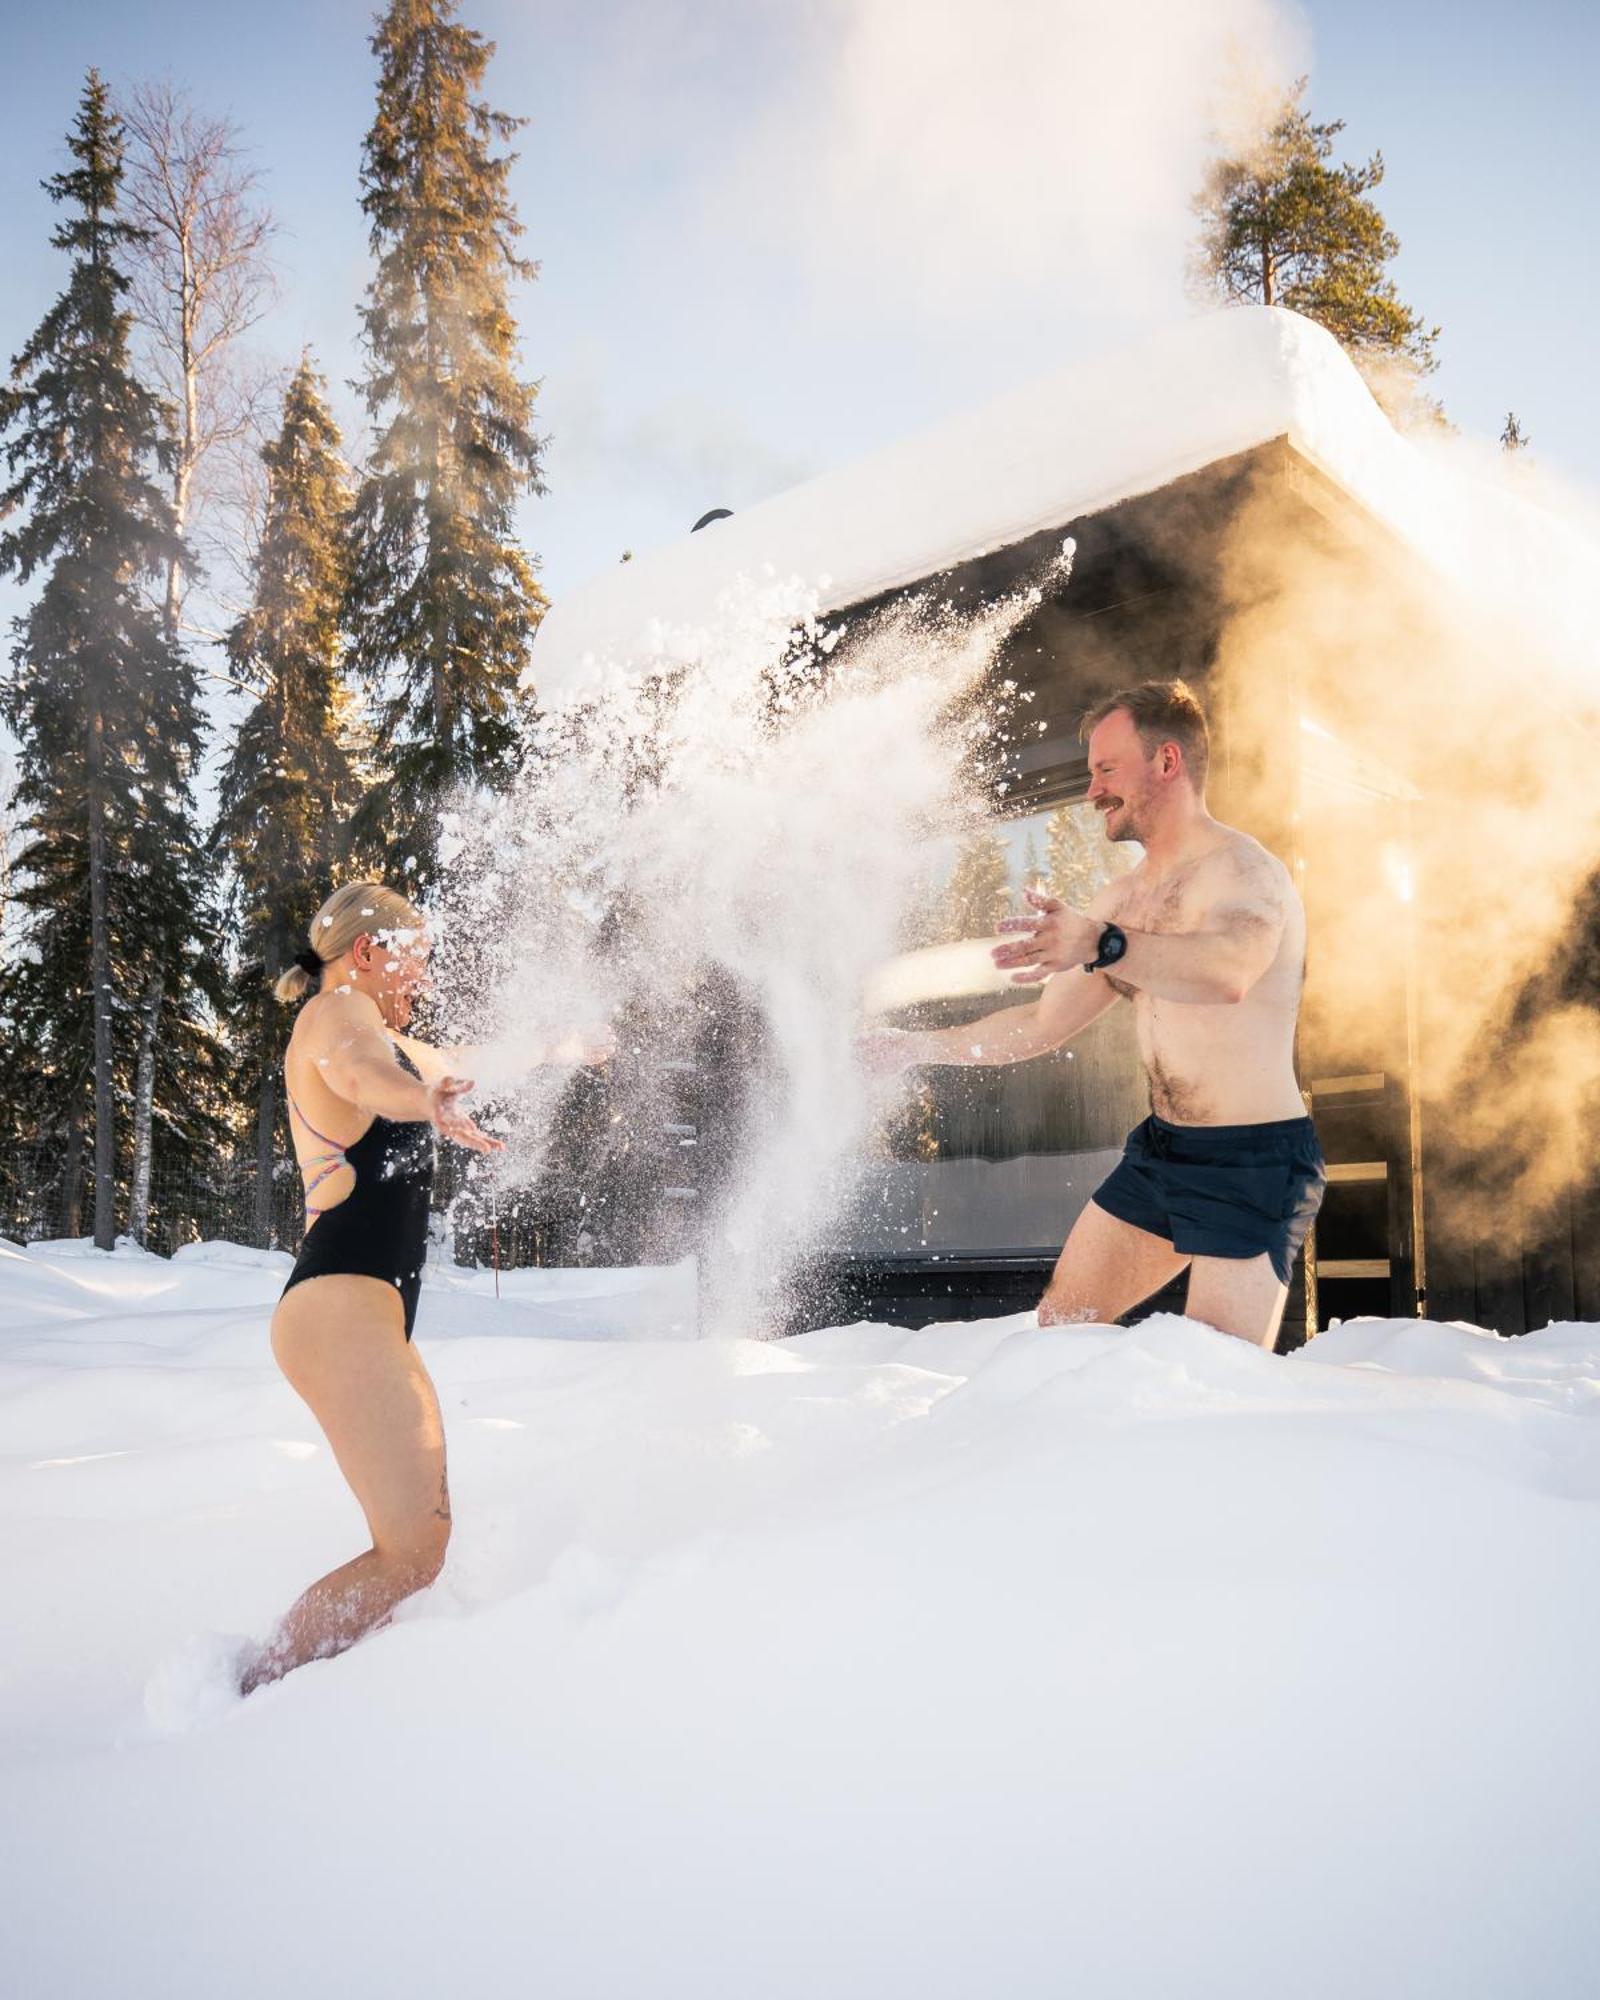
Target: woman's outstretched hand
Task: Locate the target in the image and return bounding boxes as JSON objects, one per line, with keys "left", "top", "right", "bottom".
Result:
{"left": 427, "top": 1076, "right": 505, "bottom": 1154}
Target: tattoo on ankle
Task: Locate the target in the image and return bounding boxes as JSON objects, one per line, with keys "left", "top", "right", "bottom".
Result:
{"left": 434, "top": 1461, "right": 451, "bottom": 1523}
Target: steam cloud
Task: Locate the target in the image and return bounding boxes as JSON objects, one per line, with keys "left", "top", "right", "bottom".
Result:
{"left": 694, "top": 0, "right": 1307, "bottom": 323}
{"left": 1216, "top": 435, "right": 1600, "bottom": 1238}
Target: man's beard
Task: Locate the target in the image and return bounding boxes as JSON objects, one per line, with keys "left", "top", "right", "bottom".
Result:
{"left": 1099, "top": 799, "right": 1142, "bottom": 844}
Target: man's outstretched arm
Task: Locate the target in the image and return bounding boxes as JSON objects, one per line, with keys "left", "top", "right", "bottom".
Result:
{"left": 995, "top": 854, "right": 1287, "bottom": 1006}
{"left": 1101, "top": 902, "right": 1282, "bottom": 1004}
{"left": 860, "top": 959, "right": 1123, "bottom": 1073}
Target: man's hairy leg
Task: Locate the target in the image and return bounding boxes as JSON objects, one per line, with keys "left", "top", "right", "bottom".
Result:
{"left": 1184, "top": 1252, "right": 1289, "bottom": 1349}
{"left": 1039, "top": 1201, "right": 1189, "bottom": 1327}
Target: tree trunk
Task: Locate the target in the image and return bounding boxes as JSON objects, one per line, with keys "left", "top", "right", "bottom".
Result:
{"left": 61, "top": 1101, "right": 85, "bottom": 1239}
{"left": 254, "top": 1059, "right": 279, "bottom": 1248}
{"left": 0, "top": 767, "right": 13, "bottom": 939}
{"left": 127, "top": 969, "right": 165, "bottom": 1244}
{"left": 163, "top": 231, "right": 198, "bottom": 640}
{"left": 1261, "top": 237, "right": 1276, "bottom": 307}
{"left": 87, "top": 709, "right": 117, "bottom": 1252}
{"left": 164, "top": 453, "right": 192, "bottom": 639}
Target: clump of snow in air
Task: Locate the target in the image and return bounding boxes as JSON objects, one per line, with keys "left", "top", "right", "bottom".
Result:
{"left": 433, "top": 562, "right": 1058, "bottom": 1335}
{"left": 4, "top": 1238, "right": 1600, "bottom": 1996}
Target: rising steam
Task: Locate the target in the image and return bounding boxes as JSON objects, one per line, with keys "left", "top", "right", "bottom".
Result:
{"left": 1215, "top": 433, "right": 1600, "bottom": 1237}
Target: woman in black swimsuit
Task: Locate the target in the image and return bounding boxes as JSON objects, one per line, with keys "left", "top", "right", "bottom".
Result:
{"left": 240, "top": 880, "right": 606, "bottom": 1694}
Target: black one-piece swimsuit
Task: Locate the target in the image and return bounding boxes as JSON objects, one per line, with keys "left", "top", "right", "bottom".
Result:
{"left": 280, "top": 1046, "right": 437, "bottom": 1340}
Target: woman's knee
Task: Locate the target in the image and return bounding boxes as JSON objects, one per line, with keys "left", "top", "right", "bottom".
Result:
{"left": 378, "top": 1509, "right": 450, "bottom": 1588}
{"left": 406, "top": 1524, "right": 450, "bottom": 1590}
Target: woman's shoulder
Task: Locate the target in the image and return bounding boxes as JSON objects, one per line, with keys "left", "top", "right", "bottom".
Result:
{"left": 288, "top": 985, "right": 383, "bottom": 1057}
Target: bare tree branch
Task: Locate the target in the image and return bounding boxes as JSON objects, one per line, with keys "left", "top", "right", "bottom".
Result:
{"left": 119, "top": 79, "right": 283, "bottom": 635}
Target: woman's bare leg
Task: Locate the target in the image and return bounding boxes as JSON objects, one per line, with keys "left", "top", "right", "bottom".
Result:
{"left": 242, "top": 1276, "right": 450, "bottom": 1695}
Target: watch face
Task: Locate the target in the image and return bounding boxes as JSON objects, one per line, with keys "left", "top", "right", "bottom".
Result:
{"left": 1085, "top": 924, "right": 1127, "bottom": 972}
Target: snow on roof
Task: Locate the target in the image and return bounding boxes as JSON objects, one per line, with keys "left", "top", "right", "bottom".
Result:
{"left": 532, "top": 306, "right": 1599, "bottom": 694}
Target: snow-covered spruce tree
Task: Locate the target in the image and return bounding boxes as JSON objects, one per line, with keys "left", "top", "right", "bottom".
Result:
{"left": 1047, "top": 802, "right": 1106, "bottom": 912}
{"left": 938, "top": 829, "right": 1013, "bottom": 944}
{"left": 1046, "top": 799, "right": 1135, "bottom": 911}
{"left": 346, "top": 0, "right": 546, "bottom": 893}
{"left": 215, "top": 355, "right": 363, "bottom": 1243}
{"left": 1192, "top": 80, "right": 1440, "bottom": 418}
{"left": 0, "top": 73, "right": 226, "bottom": 1251}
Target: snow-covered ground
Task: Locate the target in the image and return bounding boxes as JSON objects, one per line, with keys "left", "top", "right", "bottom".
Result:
{"left": 5, "top": 1236, "right": 1600, "bottom": 1998}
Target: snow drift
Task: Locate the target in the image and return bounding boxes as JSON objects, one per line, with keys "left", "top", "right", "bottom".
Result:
{"left": 4, "top": 1238, "right": 1600, "bottom": 1998}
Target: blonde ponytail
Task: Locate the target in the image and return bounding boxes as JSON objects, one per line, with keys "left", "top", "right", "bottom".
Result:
{"left": 271, "top": 881, "right": 425, "bottom": 1004}
{"left": 273, "top": 961, "right": 318, "bottom": 1004}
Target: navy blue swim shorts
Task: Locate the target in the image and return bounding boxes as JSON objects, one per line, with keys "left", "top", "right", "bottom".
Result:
{"left": 1091, "top": 1113, "right": 1327, "bottom": 1285}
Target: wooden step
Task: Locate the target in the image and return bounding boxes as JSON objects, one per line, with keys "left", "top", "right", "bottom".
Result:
{"left": 1324, "top": 1160, "right": 1388, "bottom": 1185}
{"left": 1315, "top": 1258, "right": 1391, "bottom": 1280}
{"left": 1309, "top": 1073, "right": 1386, "bottom": 1099}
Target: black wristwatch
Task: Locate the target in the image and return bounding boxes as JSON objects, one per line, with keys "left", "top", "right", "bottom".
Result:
{"left": 1084, "top": 921, "right": 1128, "bottom": 973}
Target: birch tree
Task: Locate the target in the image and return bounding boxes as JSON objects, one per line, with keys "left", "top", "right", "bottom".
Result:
{"left": 121, "top": 79, "right": 279, "bottom": 637}
{"left": 119, "top": 80, "right": 278, "bottom": 1235}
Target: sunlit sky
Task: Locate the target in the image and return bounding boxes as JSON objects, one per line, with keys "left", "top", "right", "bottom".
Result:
{"left": 3, "top": 0, "right": 1596, "bottom": 629}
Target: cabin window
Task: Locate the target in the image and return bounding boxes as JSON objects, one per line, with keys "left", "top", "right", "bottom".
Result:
{"left": 849, "top": 800, "right": 1148, "bottom": 1257}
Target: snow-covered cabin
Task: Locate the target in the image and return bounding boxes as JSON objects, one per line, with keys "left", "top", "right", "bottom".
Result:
{"left": 535, "top": 307, "right": 1599, "bottom": 1342}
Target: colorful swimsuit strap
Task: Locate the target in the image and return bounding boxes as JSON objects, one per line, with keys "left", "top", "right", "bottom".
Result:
{"left": 287, "top": 1090, "right": 351, "bottom": 1217}
{"left": 287, "top": 1042, "right": 415, "bottom": 1214}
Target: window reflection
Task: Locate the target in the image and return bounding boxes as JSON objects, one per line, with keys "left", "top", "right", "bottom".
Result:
{"left": 850, "top": 800, "right": 1147, "bottom": 1257}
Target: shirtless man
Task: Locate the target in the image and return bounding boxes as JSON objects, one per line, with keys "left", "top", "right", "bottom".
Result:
{"left": 862, "top": 679, "right": 1325, "bottom": 1348}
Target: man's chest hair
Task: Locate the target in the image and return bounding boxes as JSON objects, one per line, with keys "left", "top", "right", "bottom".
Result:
{"left": 1109, "top": 856, "right": 1211, "bottom": 936}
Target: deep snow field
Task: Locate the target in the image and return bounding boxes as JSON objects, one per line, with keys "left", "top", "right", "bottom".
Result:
{"left": 4, "top": 1235, "right": 1600, "bottom": 1999}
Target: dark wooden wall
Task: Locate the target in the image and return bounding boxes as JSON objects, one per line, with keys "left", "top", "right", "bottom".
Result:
{"left": 1426, "top": 1176, "right": 1600, "bottom": 1336}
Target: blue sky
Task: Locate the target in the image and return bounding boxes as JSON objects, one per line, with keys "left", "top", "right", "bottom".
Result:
{"left": 3, "top": 0, "right": 1597, "bottom": 616}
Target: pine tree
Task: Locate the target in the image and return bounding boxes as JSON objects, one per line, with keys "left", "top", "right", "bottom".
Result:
{"left": 1047, "top": 800, "right": 1122, "bottom": 909}
{"left": 1501, "top": 413, "right": 1529, "bottom": 453}
{"left": 346, "top": 0, "right": 546, "bottom": 892}
{"left": 215, "top": 355, "right": 362, "bottom": 1242}
{"left": 0, "top": 73, "right": 223, "bottom": 1250}
{"left": 1193, "top": 80, "right": 1439, "bottom": 407}
{"left": 938, "top": 828, "right": 1013, "bottom": 943}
